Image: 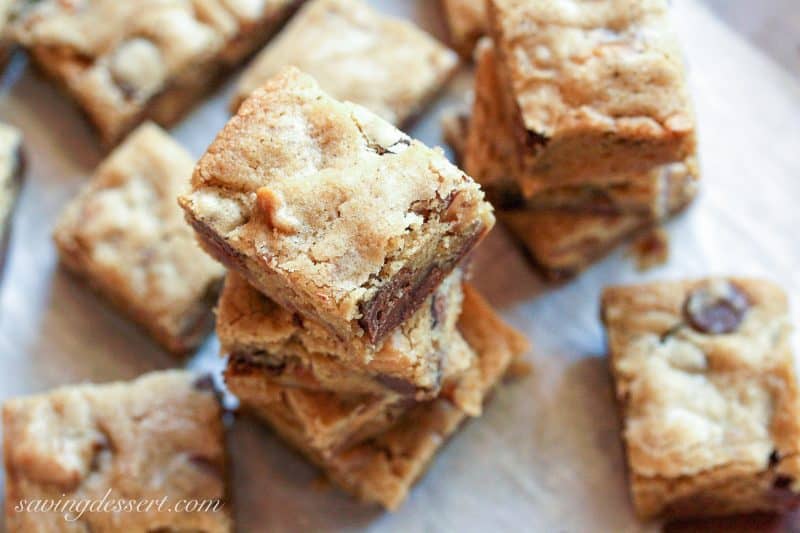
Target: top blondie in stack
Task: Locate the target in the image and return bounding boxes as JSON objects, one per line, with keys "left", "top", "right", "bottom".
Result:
{"left": 180, "top": 66, "right": 528, "bottom": 509}
{"left": 447, "top": 0, "right": 699, "bottom": 280}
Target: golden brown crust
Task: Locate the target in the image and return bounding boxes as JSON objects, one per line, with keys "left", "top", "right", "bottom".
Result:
{"left": 54, "top": 123, "right": 225, "bottom": 354}
{"left": 3, "top": 370, "right": 231, "bottom": 532}
{"left": 602, "top": 279, "right": 800, "bottom": 519}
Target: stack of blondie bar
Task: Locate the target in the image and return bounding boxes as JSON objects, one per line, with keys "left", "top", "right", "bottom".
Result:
{"left": 179, "top": 67, "right": 529, "bottom": 509}
{"left": 457, "top": 0, "right": 699, "bottom": 281}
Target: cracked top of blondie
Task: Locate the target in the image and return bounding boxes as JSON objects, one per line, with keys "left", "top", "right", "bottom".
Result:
{"left": 54, "top": 123, "right": 225, "bottom": 351}
{"left": 181, "top": 67, "right": 493, "bottom": 330}
{"left": 602, "top": 279, "right": 800, "bottom": 486}
{"left": 3, "top": 370, "right": 230, "bottom": 532}
{"left": 13, "top": 0, "right": 297, "bottom": 145}
{"left": 488, "top": 0, "right": 694, "bottom": 147}
{"left": 232, "top": 0, "right": 458, "bottom": 124}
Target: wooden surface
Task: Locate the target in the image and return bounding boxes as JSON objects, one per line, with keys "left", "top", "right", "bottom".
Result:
{"left": 1, "top": 1, "right": 800, "bottom": 532}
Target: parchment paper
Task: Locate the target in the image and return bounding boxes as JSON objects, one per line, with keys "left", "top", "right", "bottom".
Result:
{"left": 1, "top": 1, "right": 799, "bottom": 531}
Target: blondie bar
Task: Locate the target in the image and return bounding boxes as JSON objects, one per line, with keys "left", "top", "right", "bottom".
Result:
{"left": 231, "top": 0, "right": 458, "bottom": 124}
{"left": 237, "top": 285, "right": 529, "bottom": 509}
{"left": 218, "top": 270, "right": 464, "bottom": 398}
{"left": 500, "top": 166, "right": 696, "bottom": 281}
{"left": 1, "top": 123, "right": 23, "bottom": 253}
{"left": 181, "top": 67, "right": 494, "bottom": 345}
{"left": 602, "top": 279, "right": 800, "bottom": 520}
{"left": 466, "top": 40, "right": 699, "bottom": 215}
{"left": 54, "top": 123, "right": 225, "bottom": 354}
{"left": 441, "top": 0, "right": 487, "bottom": 57}
{"left": 3, "top": 370, "right": 230, "bottom": 532}
{"left": 487, "top": 0, "right": 696, "bottom": 194}
{"left": 13, "top": 0, "right": 301, "bottom": 147}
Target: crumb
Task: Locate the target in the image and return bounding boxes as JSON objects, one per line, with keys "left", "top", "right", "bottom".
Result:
{"left": 504, "top": 360, "right": 533, "bottom": 381}
{"left": 630, "top": 226, "right": 669, "bottom": 270}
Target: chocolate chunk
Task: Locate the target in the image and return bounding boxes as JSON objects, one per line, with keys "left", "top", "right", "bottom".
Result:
{"left": 488, "top": 182, "right": 527, "bottom": 210}
{"left": 770, "top": 450, "right": 781, "bottom": 467}
{"left": 525, "top": 129, "right": 549, "bottom": 149}
{"left": 774, "top": 476, "right": 794, "bottom": 490}
{"left": 359, "top": 226, "right": 483, "bottom": 344}
{"left": 683, "top": 280, "right": 750, "bottom": 334}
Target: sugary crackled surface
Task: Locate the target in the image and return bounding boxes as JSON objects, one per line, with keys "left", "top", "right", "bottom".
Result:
{"left": 217, "top": 270, "right": 465, "bottom": 395}
{"left": 54, "top": 123, "right": 224, "bottom": 351}
{"left": 3, "top": 370, "right": 230, "bottom": 532}
{"left": 12, "top": 0, "right": 297, "bottom": 144}
{"left": 182, "top": 67, "right": 493, "bottom": 326}
{"left": 0, "top": 123, "right": 22, "bottom": 235}
{"left": 442, "top": 0, "right": 487, "bottom": 56}
{"left": 232, "top": 0, "right": 458, "bottom": 124}
{"left": 602, "top": 279, "right": 800, "bottom": 487}
{"left": 488, "top": 0, "right": 695, "bottom": 146}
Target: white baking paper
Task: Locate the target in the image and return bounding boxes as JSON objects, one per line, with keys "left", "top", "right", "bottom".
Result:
{"left": 1, "top": 1, "right": 799, "bottom": 531}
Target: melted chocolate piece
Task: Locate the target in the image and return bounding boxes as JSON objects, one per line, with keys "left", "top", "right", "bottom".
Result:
{"left": 525, "top": 129, "right": 549, "bottom": 149}
{"left": 683, "top": 281, "right": 750, "bottom": 335}
{"left": 359, "top": 226, "right": 483, "bottom": 344}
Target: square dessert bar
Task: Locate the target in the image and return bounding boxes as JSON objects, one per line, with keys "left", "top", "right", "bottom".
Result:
{"left": 3, "top": 370, "right": 230, "bottom": 532}
{"left": 465, "top": 40, "right": 699, "bottom": 216}
{"left": 500, "top": 164, "right": 696, "bottom": 281}
{"left": 218, "top": 270, "right": 465, "bottom": 398}
{"left": 54, "top": 123, "right": 225, "bottom": 354}
{"left": 487, "top": 0, "right": 697, "bottom": 194}
{"left": 236, "top": 285, "right": 529, "bottom": 509}
{"left": 602, "top": 279, "right": 800, "bottom": 520}
{"left": 441, "top": 0, "right": 487, "bottom": 58}
{"left": 1, "top": 123, "right": 23, "bottom": 244}
{"left": 181, "top": 67, "right": 495, "bottom": 345}
{"left": 12, "top": 0, "right": 301, "bottom": 147}
{"left": 231, "top": 0, "right": 458, "bottom": 124}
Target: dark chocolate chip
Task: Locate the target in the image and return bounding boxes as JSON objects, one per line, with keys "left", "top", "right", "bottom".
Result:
{"left": 489, "top": 183, "right": 527, "bottom": 210}
{"left": 525, "top": 129, "right": 549, "bottom": 149}
{"left": 774, "top": 476, "right": 794, "bottom": 490}
{"left": 359, "top": 225, "right": 483, "bottom": 344}
{"left": 770, "top": 450, "right": 781, "bottom": 467}
{"left": 683, "top": 280, "right": 750, "bottom": 335}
